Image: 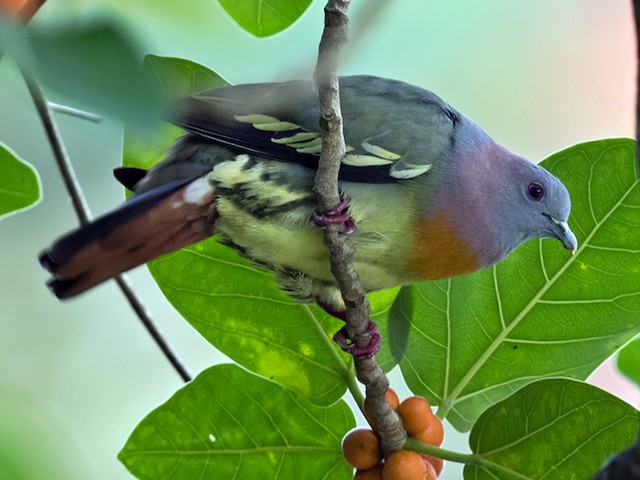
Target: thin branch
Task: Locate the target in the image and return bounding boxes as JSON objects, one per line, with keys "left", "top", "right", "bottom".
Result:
{"left": 21, "top": 69, "right": 192, "bottom": 383}
{"left": 22, "top": 74, "right": 92, "bottom": 225}
{"left": 48, "top": 101, "right": 103, "bottom": 123}
{"left": 313, "top": 0, "right": 406, "bottom": 454}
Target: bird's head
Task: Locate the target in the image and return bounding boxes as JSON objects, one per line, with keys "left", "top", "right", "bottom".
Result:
{"left": 500, "top": 156, "right": 578, "bottom": 255}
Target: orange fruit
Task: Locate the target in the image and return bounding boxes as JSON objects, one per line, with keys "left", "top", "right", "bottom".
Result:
{"left": 422, "top": 455, "right": 444, "bottom": 476}
{"left": 411, "top": 417, "right": 444, "bottom": 446}
{"left": 398, "top": 396, "right": 434, "bottom": 435}
{"left": 385, "top": 388, "right": 400, "bottom": 410}
{"left": 342, "top": 428, "right": 382, "bottom": 470}
{"left": 382, "top": 450, "right": 427, "bottom": 480}
{"left": 355, "top": 465, "right": 384, "bottom": 479}
{"left": 424, "top": 458, "right": 438, "bottom": 479}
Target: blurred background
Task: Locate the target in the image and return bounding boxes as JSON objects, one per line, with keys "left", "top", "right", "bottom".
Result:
{"left": 0, "top": 0, "right": 637, "bottom": 478}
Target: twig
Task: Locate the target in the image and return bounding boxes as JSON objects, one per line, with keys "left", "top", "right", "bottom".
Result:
{"left": 313, "top": 0, "right": 406, "bottom": 454}
{"left": 48, "top": 101, "right": 103, "bottom": 123}
{"left": 21, "top": 69, "right": 192, "bottom": 383}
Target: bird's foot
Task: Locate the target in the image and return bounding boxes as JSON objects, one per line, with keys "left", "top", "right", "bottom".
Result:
{"left": 315, "top": 299, "right": 381, "bottom": 359}
{"left": 333, "top": 321, "right": 381, "bottom": 359}
{"left": 310, "top": 198, "right": 356, "bottom": 233}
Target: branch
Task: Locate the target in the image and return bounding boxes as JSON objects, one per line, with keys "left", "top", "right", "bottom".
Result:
{"left": 48, "top": 101, "right": 103, "bottom": 123}
{"left": 313, "top": 0, "right": 406, "bottom": 454}
{"left": 21, "top": 70, "right": 192, "bottom": 383}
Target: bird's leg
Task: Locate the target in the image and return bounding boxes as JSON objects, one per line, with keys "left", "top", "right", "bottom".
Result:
{"left": 309, "top": 197, "right": 356, "bottom": 233}
{"left": 333, "top": 321, "right": 381, "bottom": 359}
{"left": 316, "top": 299, "right": 382, "bottom": 359}
{"left": 311, "top": 198, "right": 379, "bottom": 358}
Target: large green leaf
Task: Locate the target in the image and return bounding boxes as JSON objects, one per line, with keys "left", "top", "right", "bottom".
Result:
{"left": 465, "top": 379, "right": 640, "bottom": 479}
{"left": 0, "top": 142, "right": 41, "bottom": 220}
{"left": 217, "top": 0, "right": 312, "bottom": 37}
{"left": 617, "top": 337, "right": 640, "bottom": 386}
{"left": 149, "top": 241, "right": 396, "bottom": 405}
{"left": 390, "top": 138, "right": 640, "bottom": 431}
{"left": 119, "top": 364, "right": 354, "bottom": 480}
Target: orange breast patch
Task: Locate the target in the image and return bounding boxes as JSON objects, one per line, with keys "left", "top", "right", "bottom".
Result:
{"left": 408, "top": 212, "right": 480, "bottom": 281}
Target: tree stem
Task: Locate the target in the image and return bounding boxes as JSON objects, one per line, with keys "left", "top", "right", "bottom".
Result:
{"left": 313, "top": 0, "right": 406, "bottom": 455}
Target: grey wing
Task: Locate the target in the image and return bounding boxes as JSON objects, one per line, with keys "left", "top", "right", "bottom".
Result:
{"left": 172, "top": 75, "right": 458, "bottom": 183}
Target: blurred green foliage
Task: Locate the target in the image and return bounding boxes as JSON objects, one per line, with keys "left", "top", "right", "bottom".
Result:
{"left": 618, "top": 338, "right": 640, "bottom": 386}
{"left": 0, "top": 142, "right": 40, "bottom": 220}
{"left": 218, "top": 0, "right": 313, "bottom": 37}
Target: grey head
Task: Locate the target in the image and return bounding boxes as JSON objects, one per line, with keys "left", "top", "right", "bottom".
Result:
{"left": 494, "top": 151, "right": 578, "bottom": 257}
{"left": 440, "top": 113, "right": 578, "bottom": 267}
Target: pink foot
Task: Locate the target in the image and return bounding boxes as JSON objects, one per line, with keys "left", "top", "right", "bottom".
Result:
{"left": 310, "top": 198, "right": 356, "bottom": 233}
{"left": 333, "top": 321, "right": 381, "bottom": 359}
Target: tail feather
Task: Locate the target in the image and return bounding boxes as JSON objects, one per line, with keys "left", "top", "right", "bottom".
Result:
{"left": 40, "top": 175, "right": 216, "bottom": 298}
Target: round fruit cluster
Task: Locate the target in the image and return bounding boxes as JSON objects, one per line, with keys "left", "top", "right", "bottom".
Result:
{"left": 342, "top": 389, "right": 444, "bottom": 479}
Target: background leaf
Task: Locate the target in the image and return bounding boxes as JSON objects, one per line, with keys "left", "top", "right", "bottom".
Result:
{"left": 617, "top": 337, "right": 640, "bottom": 386}
{"left": 122, "top": 55, "right": 229, "bottom": 188}
{"left": 150, "top": 240, "right": 352, "bottom": 405}
{"left": 119, "top": 364, "right": 354, "bottom": 480}
{"left": 148, "top": 241, "right": 397, "bottom": 405}
{"left": 390, "top": 138, "right": 640, "bottom": 431}
{"left": 143, "top": 54, "right": 229, "bottom": 99}
{"left": 217, "top": 0, "right": 313, "bottom": 37}
{"left": 465, "top": 379, "right": 640, "bottom": 479}
{"left": 26, "top": 20, "right": 167, "bottom": 133}
{"left": 0, "top": 142, "right": 41, "bottom": 220}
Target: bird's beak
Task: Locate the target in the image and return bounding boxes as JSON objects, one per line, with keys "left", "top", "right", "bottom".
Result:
{"left": 548, "top": 216, "right": 578, "bottom": 254}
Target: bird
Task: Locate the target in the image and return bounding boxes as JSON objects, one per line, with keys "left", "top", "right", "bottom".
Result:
{"left": 39, "top": 75, "right": 577, "bottom": 357}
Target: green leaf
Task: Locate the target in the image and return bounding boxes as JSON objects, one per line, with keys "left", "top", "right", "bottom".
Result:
{"left": 27, "top": 20, "right": 167, "bottom": 133}
{"left": 143, "top": 54, "right": 229, "bottom": 99}
{"left": 390, "top": 138, "right": 640, "bottom": 431}
{"left": 618, "top": 337, "right": 640, "bottom": 386}
{"left": 0, "top": 142, "right": 41, "bottom": 220}
{"left": 217, "top": 0, "right": 312, "bottom": 37}
{"left": 119, "top": 364, "right": 354, "bottom": 480}
{"left": 465, "top": 379, "right": 640, "bottom": 479}
{"left": 148, "top": 241, "right": 400, "bottom": 405}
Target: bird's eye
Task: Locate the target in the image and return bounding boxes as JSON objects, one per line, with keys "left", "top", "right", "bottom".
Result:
{"left": 527, "top": 182, "right": 545, "bottom": 201}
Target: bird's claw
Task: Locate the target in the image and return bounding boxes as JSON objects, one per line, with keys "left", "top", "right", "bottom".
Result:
{"left": 310, "top": 198, "right": 356, "bottom": 233}
{"left": 333, "top": 321, "right": 381, "bottom": 359}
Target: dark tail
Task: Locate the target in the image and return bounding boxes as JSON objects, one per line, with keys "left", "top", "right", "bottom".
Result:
{"left": 40, "top": 174, "right": 216, "bottom": 299}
